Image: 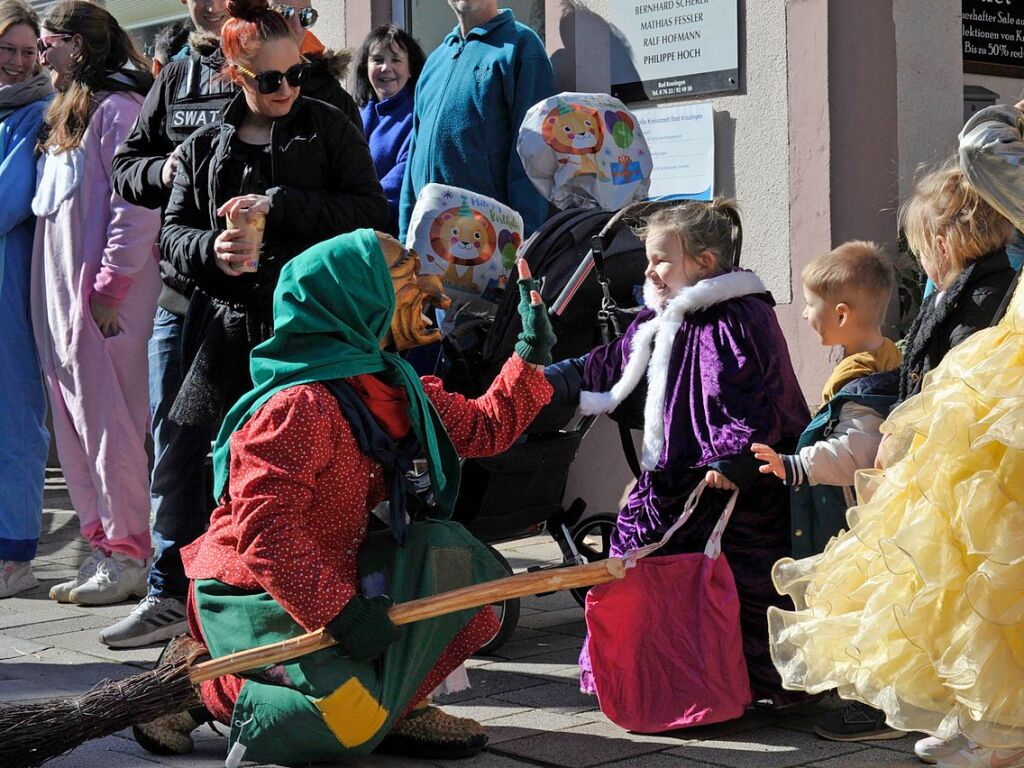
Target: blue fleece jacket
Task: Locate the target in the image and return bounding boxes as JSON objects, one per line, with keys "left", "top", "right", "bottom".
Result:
{"left": 361, "top": 83, "right": 415, "bottom": 237}
{"left": 398, "top": 9, "right": 554, "bottom": 240}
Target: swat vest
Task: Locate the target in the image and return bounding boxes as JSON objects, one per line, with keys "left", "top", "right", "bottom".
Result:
{"left": 165, "top": 53, "right": 236, "bottom": 145}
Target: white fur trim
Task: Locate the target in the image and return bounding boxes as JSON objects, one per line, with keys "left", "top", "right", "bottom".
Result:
{"left": 582, "top": 270, "right": 768, "bottom": 470}
{"left": 660, "top": 270, "right": 766, "bottom": 323}
{"left": 579, "top": 314, "right": 659, "bottom": 415}
{"left": 643, "top": 278, "right": 663, "bottom": 312}
{"left": 640, "top": 318, "right": 681, "bottom": 469}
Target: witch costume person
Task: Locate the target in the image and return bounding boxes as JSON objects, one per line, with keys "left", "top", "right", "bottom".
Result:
{"left": 131, "top": 229, "right": 556, "bottom": 763}
{"left": 545, "top": 201, "right": 810, "bottom": 707}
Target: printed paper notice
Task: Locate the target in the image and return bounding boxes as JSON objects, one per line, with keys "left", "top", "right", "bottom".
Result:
{"left": 634, "top": 103, "right": 714, "bottom": 200}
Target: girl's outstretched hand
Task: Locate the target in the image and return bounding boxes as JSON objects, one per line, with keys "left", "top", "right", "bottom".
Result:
{"left": 514, "top": 259, "right": 557, "bottom": 368}
{"left": 751, "top": 443, "right": 785, "bottom": 480}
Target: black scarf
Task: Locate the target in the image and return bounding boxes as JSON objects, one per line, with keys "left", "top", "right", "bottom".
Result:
{"left": 322, "top": 380, "right": 422, "bottom": 545}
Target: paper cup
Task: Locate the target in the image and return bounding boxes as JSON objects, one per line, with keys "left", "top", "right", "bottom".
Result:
{"left": 226, "top": 209, "right": 266, "bottom": 273}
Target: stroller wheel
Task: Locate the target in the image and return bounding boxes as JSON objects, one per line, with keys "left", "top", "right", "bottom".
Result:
{"left": 569, "top": 514, "right": 618, "bottom": 607}
{"left": 477, "top": 544, "right": 521, "bottom": 655}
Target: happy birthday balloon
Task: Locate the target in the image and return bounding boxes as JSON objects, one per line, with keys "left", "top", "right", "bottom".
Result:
{"left": 406, "top": 183, "right": 524, "bottom": 309}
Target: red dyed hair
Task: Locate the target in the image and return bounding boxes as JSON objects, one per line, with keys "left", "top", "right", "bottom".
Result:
{"left": 221, "top": 0, "right": 291, "bottom": 74}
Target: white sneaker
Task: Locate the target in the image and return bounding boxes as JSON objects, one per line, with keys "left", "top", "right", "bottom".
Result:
{"left": 938, "top": 744, "right": 1024, "bottom": 768}
{"left": 0, "top": 560, "right": 38, "bottom": 598}
{"left": 917, "top": 735, "right": 970, "bottom": 764}
{"left": 69, "top": 553, "right": 148, "bottom": 606}
{"left": 49, "top": 550, "right": 105, "bottom": 603}
{"left": 99, "top": 595, "right": 188, "bottom": 648}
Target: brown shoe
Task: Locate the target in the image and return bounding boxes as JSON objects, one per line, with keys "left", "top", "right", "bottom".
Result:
{"left": 376, "top": 706, "right": 488, "bottom": 759}
{"left": 133, "top": 634, "right": 214, "bottom": 755}
{"left": 133, "top": 707, "right": 211, "bottom": 755}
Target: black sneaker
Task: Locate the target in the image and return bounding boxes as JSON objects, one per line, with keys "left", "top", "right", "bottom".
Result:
{"left": 814, "top": 702, "right": 903, "bottom": 741}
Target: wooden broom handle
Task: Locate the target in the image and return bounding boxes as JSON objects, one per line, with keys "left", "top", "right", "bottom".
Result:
{"left": 190, "top": 557, "right": 625, "bottom": 684}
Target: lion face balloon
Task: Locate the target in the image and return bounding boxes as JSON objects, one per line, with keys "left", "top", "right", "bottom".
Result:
{"left": 377, "top": 232, "right": 452, "bottom": 352}
{"left": 542, "top": 103, "right": 604, "bottom": 156}
{"left": 428, "top": 205, "right": 498, "bottom": 268}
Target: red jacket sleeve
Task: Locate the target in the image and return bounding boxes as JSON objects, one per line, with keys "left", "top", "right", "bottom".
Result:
{"left": 422, "top": 355, "right": 553, "bottom": 459}
{"left": 227, "top": 387, "right": 363, "bottom": 631}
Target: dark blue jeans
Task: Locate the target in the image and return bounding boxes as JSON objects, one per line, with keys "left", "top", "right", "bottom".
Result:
{"left": 148, "top": 307, "right": 214, "bottom": 599}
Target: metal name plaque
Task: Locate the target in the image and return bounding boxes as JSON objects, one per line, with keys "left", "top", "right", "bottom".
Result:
{"left": 610, "top": 0, "right": 740, "bottom": 103}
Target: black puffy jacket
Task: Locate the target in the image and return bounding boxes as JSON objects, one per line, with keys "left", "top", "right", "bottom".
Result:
{"left": 899, "top": 249, "right": 1016, "bottom": 401}
{"left": 160, "top": 90, "right": 387, "bottom": 306}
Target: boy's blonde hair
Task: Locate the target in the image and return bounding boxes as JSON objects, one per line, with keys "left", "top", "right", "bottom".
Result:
{"left": 637, "top": 197, "right": 742, "bottom": 272}
{"left": 900, "top": 164, "right": 1013, "bottom": 274}
{"left": 802, "top": 241, "right": 894, "bottom": 324}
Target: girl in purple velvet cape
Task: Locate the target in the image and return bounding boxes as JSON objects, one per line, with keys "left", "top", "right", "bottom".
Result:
{"left": 546, "top": 200, "right": 810, "bottom": 706}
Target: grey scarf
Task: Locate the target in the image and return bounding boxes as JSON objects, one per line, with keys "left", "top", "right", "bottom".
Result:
{"left": 0, "top": 70, "right": 53, "bottom": 114}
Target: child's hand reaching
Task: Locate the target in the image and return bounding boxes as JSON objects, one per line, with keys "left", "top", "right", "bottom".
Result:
{"left": 751, "top": 443, "right": 784, "bottom": 480}
{"left": 704, "top": 470, "right": 738, "bottom": 491}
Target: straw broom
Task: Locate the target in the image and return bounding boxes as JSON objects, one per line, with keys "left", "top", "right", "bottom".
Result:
{"left": 0, "top": 557, "right": 625, "bottom": 767}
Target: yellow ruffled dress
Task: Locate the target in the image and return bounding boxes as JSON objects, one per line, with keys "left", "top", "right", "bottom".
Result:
{"left": 769, "top": 283, "right": 1024, "bottom": 749}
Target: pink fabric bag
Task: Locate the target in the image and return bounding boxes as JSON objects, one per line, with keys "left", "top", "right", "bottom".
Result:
{"left": 584, "top": 482, "right": 752, "bottom": 732}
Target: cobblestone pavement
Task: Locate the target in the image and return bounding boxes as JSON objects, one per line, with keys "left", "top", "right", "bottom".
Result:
{"left": 0, "top": 472, "right": 922, "bottom": 767}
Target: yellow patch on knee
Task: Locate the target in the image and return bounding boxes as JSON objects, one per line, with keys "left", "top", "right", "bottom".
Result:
{"left": 314, "top": 677, "right": 389, "bottom": 748}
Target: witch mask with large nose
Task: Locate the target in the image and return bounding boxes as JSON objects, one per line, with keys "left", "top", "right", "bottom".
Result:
{"left": 377, "top": 232, "right": 452, "bottom": 352}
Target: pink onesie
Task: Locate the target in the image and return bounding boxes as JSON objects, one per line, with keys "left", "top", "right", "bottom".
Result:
{"left": 31, "top": 91, "right": 161, "bottom": 562}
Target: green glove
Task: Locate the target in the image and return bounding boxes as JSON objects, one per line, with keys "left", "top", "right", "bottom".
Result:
{"left": 514, "top": 277, "right": 557, "bottom": 365}
{"left": 325, "top": 594, "right": 402, "bottom": 661}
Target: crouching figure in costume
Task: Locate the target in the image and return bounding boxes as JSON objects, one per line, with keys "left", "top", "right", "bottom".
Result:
{"left": 133, "top": 228, "right": 555, "bottom": 763}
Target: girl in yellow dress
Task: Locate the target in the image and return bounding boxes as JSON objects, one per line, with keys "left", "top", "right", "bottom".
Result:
{"left": 768, "top": 162, "right": 1024, "bottom": 768}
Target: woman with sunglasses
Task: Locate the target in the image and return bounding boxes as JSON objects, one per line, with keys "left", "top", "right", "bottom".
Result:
{"left": 0, "top": 0, "right": 52, "bottom": 599}
{"left": 160, "top": 0, "right": 386, "bottom": 434}
{"left": 31, "top": 0, "right": 163, "bottom": 605}
{"left": 355, "top": 24, "right": 426, "bottom": 236}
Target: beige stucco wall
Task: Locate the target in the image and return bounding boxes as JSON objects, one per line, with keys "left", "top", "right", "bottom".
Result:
{"left": 316, "top": 1, "right": 348, "bottom": 51}
{"left": 894, "top": 0, "right": 964, "bottom": 202}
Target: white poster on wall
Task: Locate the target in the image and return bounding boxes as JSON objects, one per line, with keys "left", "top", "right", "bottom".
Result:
{"left": 610, "top": 0, "right": 740, "bottom": 103}
{"left": 633, "top": 102, "right": 715, "bottom": 200}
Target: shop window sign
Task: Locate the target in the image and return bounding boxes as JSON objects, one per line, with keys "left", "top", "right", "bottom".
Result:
{"left": 963, "top": 0, "right": 1024, "bottom": 77}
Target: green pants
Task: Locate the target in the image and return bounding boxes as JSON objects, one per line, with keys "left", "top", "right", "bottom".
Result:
{"left": 194, "top": 520, "right": 506, "bottom": 765}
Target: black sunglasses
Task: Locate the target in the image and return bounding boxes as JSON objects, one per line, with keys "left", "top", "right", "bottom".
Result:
{"left": 235, "top": 61, "right": 311, "bottom": 94}
{"left": 272, "top": 4, "right": 318, "bottom": 29}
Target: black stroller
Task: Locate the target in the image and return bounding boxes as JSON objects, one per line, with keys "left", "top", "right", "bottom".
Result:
{"left": 436, "top": 200, "right": 681, "bottom": 652}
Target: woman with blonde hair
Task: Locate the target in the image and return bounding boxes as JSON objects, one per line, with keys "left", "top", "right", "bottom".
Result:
{"left": 0, "top": 0, "right": 51, "bottom": 598}
{"left": 33, "top": 0, "right": 162, "bottom": 605}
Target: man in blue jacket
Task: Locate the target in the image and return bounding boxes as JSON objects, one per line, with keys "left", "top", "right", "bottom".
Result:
{"left": 398, "top": 1, "right": 554, "bottom": 240}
